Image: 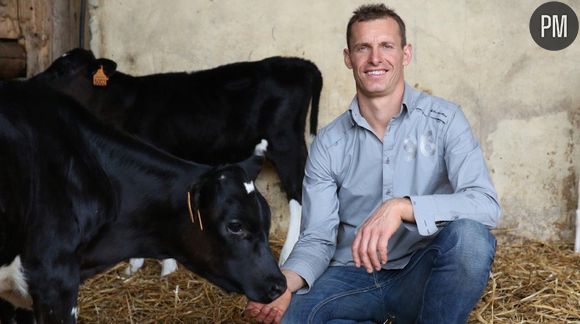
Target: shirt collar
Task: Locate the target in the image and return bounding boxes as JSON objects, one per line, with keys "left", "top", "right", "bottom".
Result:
{"left": 349, "top": 82, "right": 420, "bottom": 127}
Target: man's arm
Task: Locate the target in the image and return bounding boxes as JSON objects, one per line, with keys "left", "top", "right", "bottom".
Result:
{"left": 280, "top": 132, "right": 340, "bottom": 293}
{"left": 352, "top": 107, "right": 500, "bottom": 273}
{"left": 245, "top": 133, "right": 340, "bottom": 323}
{"left": 352, "top": 197, "right": 414, "bottom": 273}
{"left": 409, "top": 107, "right": 501, "bottom": 236}
{"left": 283, "top": 269, "right": 306, "bottom": 292}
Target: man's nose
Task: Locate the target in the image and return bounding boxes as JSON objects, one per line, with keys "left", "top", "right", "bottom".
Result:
{"left": 369, "top": 48, "right": 382, "bottom": 65}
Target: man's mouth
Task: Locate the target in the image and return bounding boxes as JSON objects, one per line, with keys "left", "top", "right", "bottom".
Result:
{"left": 366, "top": 69, "right": 387, "bottom": 76}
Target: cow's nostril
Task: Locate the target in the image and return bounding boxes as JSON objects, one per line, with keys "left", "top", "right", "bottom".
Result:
{"left": 268, "top": 281, "right": 286, "bottom": 300}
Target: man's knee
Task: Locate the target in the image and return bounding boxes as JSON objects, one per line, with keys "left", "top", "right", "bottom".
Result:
{"left": 439, "top": 219, "right": 497, "bottom": 272}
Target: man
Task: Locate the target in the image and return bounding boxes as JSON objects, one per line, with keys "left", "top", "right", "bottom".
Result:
{"left": 245, "top": 4, "right": 500, "bottom": 323}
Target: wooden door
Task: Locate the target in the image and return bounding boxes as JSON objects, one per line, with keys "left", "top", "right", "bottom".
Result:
{"left": 0, "top": 0, "right": 86, "bottom": 79}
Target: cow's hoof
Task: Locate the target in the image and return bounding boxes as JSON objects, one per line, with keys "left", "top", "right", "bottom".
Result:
{"left": 160, "top": 258, "right": 178, "bottom": 276}
{"left": 123, "top": 258, "right": 145, "bottom": 277}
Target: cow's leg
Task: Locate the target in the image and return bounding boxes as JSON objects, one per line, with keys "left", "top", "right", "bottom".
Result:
{"left": 0, "top": 299, "right": 17, "bottom": 323}
{"left": 278, "top": 199, "right": 302, "bottom": 265}
{"left": 0, "top": 300, "right": 35, "bottom": 324}
{"left": 124, "top": 258, "right": 145, "bottom": 276}
{"left": 27, "top": 260, "right": 80, "bottom": 324}
{"left": 124, "top": 258, "right": 177, "bottom": 277}
{"left": 160, "top": 258, "right": 178, "bottom": 276}
{"left": 267, "top": 138, "right": 307, "bottom": 265}
{"left": 14, "top": 308, "right": 35, "bottom": 324}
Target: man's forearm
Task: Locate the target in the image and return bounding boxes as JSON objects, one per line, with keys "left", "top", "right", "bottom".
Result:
{"left": 282, "top": 269, "right": 305, "bottom": 293}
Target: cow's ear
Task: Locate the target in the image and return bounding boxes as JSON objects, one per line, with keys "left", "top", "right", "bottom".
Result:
{"left": 91, "top": 58, "right": 117, "bottom": 78}
{"left": 238, "top": 139, "right": 268, "bottom": 181}
{"left": 188, "top": 182, "right": 202, "bottom": 211}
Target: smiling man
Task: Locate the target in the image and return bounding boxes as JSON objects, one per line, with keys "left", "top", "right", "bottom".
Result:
{"left": 245, "top": 4, "right": 501, "bottom": 323}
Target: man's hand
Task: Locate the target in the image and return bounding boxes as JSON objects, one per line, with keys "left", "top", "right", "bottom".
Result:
{"left": 244, "top": 288, "right": 291, "bottom": 324}
{"left": 244, "top": 270, "right": 305, "bottom": 323}
{"left": 352, "top": 197, "right": 414, "bottom": 272}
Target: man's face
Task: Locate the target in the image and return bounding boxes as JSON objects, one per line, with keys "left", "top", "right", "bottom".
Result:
{"left": 344, "top": 18, "right": 412, "bottom": 99}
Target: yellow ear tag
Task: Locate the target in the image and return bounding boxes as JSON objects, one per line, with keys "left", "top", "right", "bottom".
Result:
{"left": 92, "top": 65, "right": 109, "bottom": 87}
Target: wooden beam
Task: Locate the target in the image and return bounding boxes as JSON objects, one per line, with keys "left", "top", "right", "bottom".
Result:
{"left": 17, "top": 0, "right": 82, "bottom": 77}
{"left": 0, "top": 0, "right": 22, "bottom": 38}
{"left": 18, "top": 0, "right": 51, "bottom": 77}
{"left": 0, "top": 40, "right": 26, "bottom": 79}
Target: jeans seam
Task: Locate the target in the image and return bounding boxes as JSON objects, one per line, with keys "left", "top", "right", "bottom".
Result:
{"left": 307, "top": 284, "right": 382, "bottom": 324}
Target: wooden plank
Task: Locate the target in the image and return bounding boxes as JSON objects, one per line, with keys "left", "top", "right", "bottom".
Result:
{"left": 51, "top": 0, "right": 82, "bottom": 58}
{"left": 0, "top": 0, "right": 21, "bottom": 38}
{"left": 17, "top": 0, "right": 82, "bottom": 77}
{"left": 18, "top": 0, "right": 51, "bottom": 77}
{"left": 0, "top": 40, "right": 26, "bottom": 79}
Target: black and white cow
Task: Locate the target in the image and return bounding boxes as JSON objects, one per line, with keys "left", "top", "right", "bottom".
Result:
{"left": 33, "top": 48, "right": 323, "bottom": 271}
{"left": 0, "top": 79, "right": 286, "bottom": 323}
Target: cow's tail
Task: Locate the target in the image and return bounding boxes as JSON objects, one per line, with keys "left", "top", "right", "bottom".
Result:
{"left": 309, "top": 65, "right": 322, "bottom": 137}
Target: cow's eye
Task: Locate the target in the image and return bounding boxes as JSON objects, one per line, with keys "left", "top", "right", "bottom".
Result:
{"left": 227, "top": 221, "right": 243, "bottom": 235}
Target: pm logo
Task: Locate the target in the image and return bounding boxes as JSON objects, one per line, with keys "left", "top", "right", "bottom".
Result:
{"left": 530, "top": 2, "right": 578, "bottom": 50}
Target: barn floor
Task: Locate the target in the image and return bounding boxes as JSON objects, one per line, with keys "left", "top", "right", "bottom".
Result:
{"left": 77, "top": 233, "right": 580, "bottom": 323}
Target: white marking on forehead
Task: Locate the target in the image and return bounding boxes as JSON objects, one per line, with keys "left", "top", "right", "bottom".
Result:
{"left": 219, "top": 174, "right": 226, "bottom": 180}
{"left": 0, "top": 255, "right": 33, "bottom": 309}
{"left": 71, "top": 307, "right": 78, "bottom": 319}
{"left": 243, "top": 181, "right": 255, "bottom": 194}
{"left": 254, "top": 139, "right": 268, "bottom": 156}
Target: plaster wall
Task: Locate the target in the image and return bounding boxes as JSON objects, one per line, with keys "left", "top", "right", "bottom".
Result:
{"left": 87, "top": 0, "right": 579, "bottom": 242}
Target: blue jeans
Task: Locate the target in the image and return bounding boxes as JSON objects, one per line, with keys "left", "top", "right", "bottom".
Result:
{"left": 282, "top": 219, "right": 497, "bottom": 324}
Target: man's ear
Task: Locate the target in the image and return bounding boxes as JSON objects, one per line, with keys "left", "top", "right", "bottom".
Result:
{"left": 402, "top": 43, "right": 413, "bottom": 66}
{"left": 343, "top": 48, "right": 353, "bottom": 70}
{"left": 237, "top": 139, "right": 268, "bottom": 181}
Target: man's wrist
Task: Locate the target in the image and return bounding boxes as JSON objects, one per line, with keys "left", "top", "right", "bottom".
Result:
{"left": 281, "top": 269, "right": 305, "bottom": 293}
{"left": 398, "top": 197, "right": 415, "bottom": 223}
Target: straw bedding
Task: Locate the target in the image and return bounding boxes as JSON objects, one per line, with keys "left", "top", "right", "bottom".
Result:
{"left": 77, "top": 233, "right": 580, "bottom": 323}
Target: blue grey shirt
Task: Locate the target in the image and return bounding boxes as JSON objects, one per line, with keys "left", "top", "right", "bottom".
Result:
{"left": 282, "top": 83, "right": 501, "bottom": 293}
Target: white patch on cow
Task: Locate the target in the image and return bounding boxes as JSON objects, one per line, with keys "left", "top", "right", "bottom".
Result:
{"left": 0, "top": 256, "right": 33, "bottom": 309}
{"left": 160, "top": 258, "right": 178, "bottom": 277}
{"left": 278, "top": 200, "right": 302, "bottom": 266}
{"left": 219, "top": 174, "right": 226, "bottom": 180}
{"left": 124, "top": 258, "right": 145, "bottom": 276}
{"left": 71, "top": 307, "right": 78, "bottom": 320}
{"left": 254, "top": 139, "right": 268, "bottom": 156}
{"left": 243, "top": 181, "right": 255, "bottom": 194}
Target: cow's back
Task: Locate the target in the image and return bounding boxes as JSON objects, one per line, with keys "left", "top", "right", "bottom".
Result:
{"left": 117, "top": 57, "right": 319, "bottom": 164}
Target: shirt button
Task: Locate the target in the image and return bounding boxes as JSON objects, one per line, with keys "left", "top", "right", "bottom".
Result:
{"left": 384, "top": 157, "right": 390, "bottom": 164}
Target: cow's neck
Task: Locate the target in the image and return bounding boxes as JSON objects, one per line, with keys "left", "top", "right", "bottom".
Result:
{"left": 75, "top": 111, "right": 209, "bottom": 273}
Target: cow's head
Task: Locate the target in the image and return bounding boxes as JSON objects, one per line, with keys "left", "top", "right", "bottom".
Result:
{"left": 180, "top": 140, "right": 286, "bottom": 303}
{"left": 31, "top": 48, "right": 118, "bottom": 109}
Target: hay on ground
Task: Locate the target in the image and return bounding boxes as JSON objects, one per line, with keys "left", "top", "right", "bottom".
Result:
{"left": 77, "top": 234, "right": 580, "bottom": 323}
